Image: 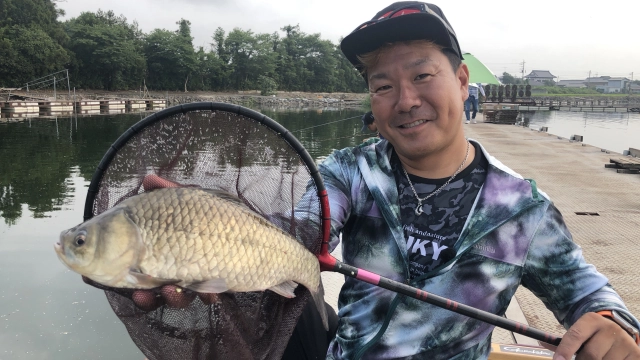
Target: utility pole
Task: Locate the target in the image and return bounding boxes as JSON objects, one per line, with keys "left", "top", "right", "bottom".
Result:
{"left": 587, "top": 70, "right": 591, "bottom": 88}
{"left": 520, "top": 60, "right": 526, "bottom": 81}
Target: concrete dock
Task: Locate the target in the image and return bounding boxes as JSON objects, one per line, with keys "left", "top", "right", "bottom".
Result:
{"left": 464, "top": 118, "right": 640, "bottom": 344}
{"left": 321, "top": 115, "right": 640, "bottom": 346}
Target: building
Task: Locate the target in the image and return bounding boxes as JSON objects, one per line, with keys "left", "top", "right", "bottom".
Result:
{"left": 557, "top": 80, "right": 587, "bottom": 88}
{"left": 524, "top": 70, "right": 557, "bottom": 85}
{"left": 603, "top": 77, "right": 630, "bottom": 93}
{"left": 630, "top": 84, "right": 640, "bottom": 94}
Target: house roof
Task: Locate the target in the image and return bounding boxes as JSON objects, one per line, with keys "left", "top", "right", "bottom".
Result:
{"left": 607, "top": 77, "right": 630, "bottom": 81}
{"left": 524, "top": 70, "right": 556, "bottom": 79}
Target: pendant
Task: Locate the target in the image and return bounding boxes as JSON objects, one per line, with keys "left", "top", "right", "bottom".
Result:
{"left": 415, "top": 204, "right": 424, "bottom": 216}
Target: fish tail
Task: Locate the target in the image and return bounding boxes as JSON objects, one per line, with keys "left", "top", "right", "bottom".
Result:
{"left": 310, "top": 280, "right": 329, "bottom": 331}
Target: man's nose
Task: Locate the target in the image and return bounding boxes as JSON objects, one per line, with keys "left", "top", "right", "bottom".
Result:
{"left": 395, "top": 81, "right": 421, "bottom": 113}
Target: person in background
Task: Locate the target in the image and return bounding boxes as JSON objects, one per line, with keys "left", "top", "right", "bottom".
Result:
{"left": 361, "top": 111, "right": 385, "bottom": 139}
{"left": 465, "top": 82, "right": 485, "bottom": 124}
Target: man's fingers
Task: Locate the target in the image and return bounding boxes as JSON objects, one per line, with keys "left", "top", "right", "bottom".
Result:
{"left": 197, "top": 293, "right": 220, "bottom": 305}
{"left": 160, "top": 285, "right": 196, "bottom": 308}
{"left": 553, "top": 313, "right": 599, "bottom": 360}
{"left": 132, "top": 290, "right": 163, "bottom": 312}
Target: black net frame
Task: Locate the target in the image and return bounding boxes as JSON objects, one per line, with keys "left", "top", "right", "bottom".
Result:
{"left": 82, "top": 102, "right": 330, "bottom": 360}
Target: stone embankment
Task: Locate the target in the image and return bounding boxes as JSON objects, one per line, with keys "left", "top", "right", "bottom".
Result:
{"left": 163, "top": 93, "right": 364, "bottom": 109}
{"left": 10, "top": 90, "right": 368, "bottom": 109}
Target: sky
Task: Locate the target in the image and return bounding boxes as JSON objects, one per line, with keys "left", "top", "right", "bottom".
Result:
{"left": 58, "top": 0, "right": 639, "bottom": 81}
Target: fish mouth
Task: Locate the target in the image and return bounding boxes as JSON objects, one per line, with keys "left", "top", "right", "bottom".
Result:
{"left": 399, "top": 119, "right": 430, "bottom": 129}
{"left": 54, "top": 241, "right": 63, "bottom": 254}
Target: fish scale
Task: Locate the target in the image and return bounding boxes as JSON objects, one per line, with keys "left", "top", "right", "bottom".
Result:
{"left": 56, "top": 186, "right": 328, "bottom": 329}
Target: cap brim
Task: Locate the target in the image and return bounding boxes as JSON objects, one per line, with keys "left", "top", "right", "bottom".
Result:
{"left": 341, "top": 13, "right": 461, "bottom": 72}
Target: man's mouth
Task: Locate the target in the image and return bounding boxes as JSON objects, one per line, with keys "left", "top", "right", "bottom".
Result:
{"left": 400, "top": 119, "right": 428, "bottom": 129}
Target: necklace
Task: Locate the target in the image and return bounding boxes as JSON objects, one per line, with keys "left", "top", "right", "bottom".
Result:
{"left": 402, "top": 141, "right": 471, "bottom": 216}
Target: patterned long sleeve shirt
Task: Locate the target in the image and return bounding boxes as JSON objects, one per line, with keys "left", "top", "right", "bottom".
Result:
{"left": 320, "top": 138, "right": 639, "bottom": 360}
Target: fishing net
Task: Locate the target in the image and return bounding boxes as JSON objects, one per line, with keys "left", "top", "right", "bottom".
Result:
{"left": 83, "top": 103, "right": 326, "bottom": 360}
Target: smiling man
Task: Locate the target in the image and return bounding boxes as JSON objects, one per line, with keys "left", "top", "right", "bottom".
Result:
{"left": 317, "top": 2, "right": 640, "bottom": 359}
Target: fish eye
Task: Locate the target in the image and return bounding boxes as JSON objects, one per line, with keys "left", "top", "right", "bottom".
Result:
{"left": 75, "top": 234, "right": 86, "bottom": 246}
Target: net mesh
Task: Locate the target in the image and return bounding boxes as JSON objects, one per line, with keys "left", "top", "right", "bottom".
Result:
{"left": 86, "top": 109, "right": 323, "bottom": 360}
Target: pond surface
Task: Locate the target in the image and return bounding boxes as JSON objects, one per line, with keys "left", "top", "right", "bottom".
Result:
{"left": 0, "top": 107, "right": 638, "bottom": 359}
{"left": 0, "top": 108, "right": 364, "bottom": 359}
{"left": 522, "top": 110, "right": 640, "bottom": 154}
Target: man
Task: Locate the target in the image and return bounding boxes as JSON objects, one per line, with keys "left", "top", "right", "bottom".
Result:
{"left": 320, "top": 1, "right": 640, "bottom": 359}
{"left": 465, "top": 82, "right": 485, "bottom": 124}
{"left": 361, "top": 111, "right": 385, "bottom": 139}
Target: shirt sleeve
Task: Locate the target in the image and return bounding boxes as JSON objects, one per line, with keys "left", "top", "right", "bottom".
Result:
{"left": 521, "top": 204, "right": 640, "bottom": 331}
{"left": 318, "top": 151, "right": 354, "bottom": 253}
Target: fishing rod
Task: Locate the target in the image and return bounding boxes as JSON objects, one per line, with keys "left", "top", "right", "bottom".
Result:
{"left": 84, "top": 102, "right": 563, "bottom": 358}
{"left": 294, "top": 114, "right": 363, "bottom": 132}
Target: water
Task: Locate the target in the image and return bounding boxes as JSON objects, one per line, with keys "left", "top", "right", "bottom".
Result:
{"left": 521, "top": 110, "right": 640, "bottom": 153}
{"left": 0, "top": 109, "right": 364, "bottom": 359}
{"left": 0, "top": 108, "right": 638, "bottom": 359}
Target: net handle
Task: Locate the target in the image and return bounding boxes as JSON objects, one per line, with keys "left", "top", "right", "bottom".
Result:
{"left": 83, "top": 102, "right": 561, "bottom": 346}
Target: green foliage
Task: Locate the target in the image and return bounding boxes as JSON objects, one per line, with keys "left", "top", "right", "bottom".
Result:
{"left": 0, "top": 1, "right": 369, "bottom": 93}
{"left": 259, "top": 75, "right": 277, "bottom": 96}
{"left": 532, "top": 86, "right": 601, "bottom": 95}
{"left": 0, "top": 0, "right": 69, "bottom": 87}
{"left": 65, "top": 10, "right": 146, "bottom": 90}
{"left": 501, "top": 72, "right": 527, "bottom": 85}
{"left": 144, "top": 20, "right": 197, "bottom": 92}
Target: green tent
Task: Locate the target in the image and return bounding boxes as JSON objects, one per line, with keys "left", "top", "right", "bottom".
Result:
{"left": 462, "top": 52, "right": 500, "bottom": 85}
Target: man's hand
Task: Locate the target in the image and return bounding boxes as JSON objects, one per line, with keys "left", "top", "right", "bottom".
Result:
{"left": 82, "top": 276, "right": 218, "bottom": 310}
{"left": 550, "top": 312, "right": 640, "bottom": 359}
{"left": 131, "top": 286, "right": 220, "bottom": 310}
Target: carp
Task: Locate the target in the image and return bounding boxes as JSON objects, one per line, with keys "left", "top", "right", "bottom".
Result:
{"left": 55, "top": 187, "right": 327, "bottom": 329}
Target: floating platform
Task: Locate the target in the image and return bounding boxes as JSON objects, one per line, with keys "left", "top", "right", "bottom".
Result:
{"left": 146, "top": 100, "right": 167, "bottom": 109}
{"left": 100, "top": 100, "right": 126, "bottom": 109}
{"left": 38, "top": 101, "right": 74, "bottom": 112}
{"left": 126, "top": 99, "right": 147, "bottom": 109}
{"left": 75, "top": 100, "right": 101, "bottom": 110}
{"left": 1, "top": 101, "right": 39, "bottom": 113}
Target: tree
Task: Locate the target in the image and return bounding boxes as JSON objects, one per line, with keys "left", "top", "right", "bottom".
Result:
{"left": 0, "top": 0, "right": 69, "bottom": 87}
{"left": 144, "top": 19, "right": 197, "bottom": 91}
{"left": 501, "top": 72, "right": 517, "bottom": 85}
{"left": 65, "top": 10, "right": 146, "bottom": 90}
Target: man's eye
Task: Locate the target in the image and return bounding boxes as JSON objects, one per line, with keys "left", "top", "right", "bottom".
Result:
{"left": 416, "top": 73, "right": 431, "bottom": 80}
{"left": 374, "top": 85, "right": 391, "bottom": 92}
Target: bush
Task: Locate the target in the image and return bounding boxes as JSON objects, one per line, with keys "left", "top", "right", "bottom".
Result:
{"left": 259, "top": 75, "right": 278, "bottom": 96}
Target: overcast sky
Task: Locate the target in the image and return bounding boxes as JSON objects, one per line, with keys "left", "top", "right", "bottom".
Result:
{"left": 58, "top": 0, "right": 639, "bottom": 81}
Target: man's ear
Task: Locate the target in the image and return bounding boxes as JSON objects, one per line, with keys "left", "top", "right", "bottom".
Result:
{"left": 458, "top": 63, "right": 470, "bottom": 100}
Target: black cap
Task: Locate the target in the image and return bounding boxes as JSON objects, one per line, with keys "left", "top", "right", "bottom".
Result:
{"left": 361, "top": 111, "right": 375, "bottom": 133}
{"left": 340, "top": 2, "right": 462, "bottom": 73}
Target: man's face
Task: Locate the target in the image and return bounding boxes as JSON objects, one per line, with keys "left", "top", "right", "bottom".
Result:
{"left": 368, "top": 43, "right": 469, "bottom": 162}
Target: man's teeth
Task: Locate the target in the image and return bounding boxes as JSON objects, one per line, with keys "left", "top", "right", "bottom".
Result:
{"left": 401, "top": 119, "right": 427, "bottom": 128}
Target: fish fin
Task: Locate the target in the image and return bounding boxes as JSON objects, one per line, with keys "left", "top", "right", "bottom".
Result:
{"left": 310, "top": 281, "right": 329, "bottom": 331}
{"left": 268, "top": 280, "right": 298, "bottom": 298}
{"left": 127, "top": 270, "right": 180, "bottom": 288}
{"left": 184, "top": 279, "right": 230, "bottom": 293}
